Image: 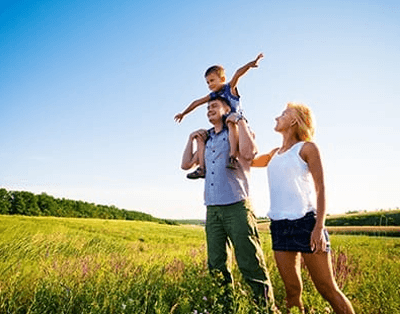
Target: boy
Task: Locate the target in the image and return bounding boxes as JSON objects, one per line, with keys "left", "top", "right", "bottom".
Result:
{"left": 175, "top": 53, "right": 263, "bottom": 179}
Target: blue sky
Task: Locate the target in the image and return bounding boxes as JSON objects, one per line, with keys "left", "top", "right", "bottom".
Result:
{"left": 1, "top": 0, "right": 399, "bottom": 219}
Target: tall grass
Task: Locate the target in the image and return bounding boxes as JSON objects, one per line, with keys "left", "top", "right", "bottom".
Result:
{"left": 0, "top": 215, "right": 399, "bottom": 313}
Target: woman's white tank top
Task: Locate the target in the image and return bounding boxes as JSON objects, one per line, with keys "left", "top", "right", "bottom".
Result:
{"left": 267, "top": 141, "right": 316, "bottom": 220}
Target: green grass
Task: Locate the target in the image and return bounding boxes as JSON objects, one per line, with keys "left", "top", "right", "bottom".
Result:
{"left": 0, "top": 215, "right": 399, "bottom": 313}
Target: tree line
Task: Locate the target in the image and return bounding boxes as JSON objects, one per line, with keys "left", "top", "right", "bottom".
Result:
{"left": 0, "top": 188, "right": 176, "bottom": 224}
{"left": 326, "top": 209, "right": 400, "bottom": 226}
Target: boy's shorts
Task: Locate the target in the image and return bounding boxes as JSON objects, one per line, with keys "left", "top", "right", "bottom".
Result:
{"left": 270, "top": 211, "right": 331, "bottom": 253}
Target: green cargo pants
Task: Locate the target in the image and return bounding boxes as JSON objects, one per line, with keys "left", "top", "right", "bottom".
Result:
{"left": 206, "top": 199, "right": 275, "bottom": 306}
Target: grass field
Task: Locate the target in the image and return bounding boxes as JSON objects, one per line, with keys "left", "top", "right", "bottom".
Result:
{"left": 1, "top": 215, "right": 399, "bottom": 313}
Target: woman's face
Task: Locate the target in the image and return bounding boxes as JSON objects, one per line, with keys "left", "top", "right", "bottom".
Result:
{"left": 274, "top": 108, "right": 297, "bottom": 132}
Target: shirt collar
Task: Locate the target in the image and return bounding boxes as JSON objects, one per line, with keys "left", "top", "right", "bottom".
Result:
{"left": 209, "top": 125, "right": 228, "bottom": 136}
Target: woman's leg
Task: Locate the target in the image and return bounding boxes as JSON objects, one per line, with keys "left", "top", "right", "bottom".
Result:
{"left": 302, "top": 252, "right": 355, "bottom": 314}
{"left": 274, "top": 251, "right": 305, "bottom": 313}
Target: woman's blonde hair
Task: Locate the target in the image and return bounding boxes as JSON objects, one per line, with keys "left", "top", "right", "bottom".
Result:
{"left": 287, "top": 102, "right": 315, "bottom": 142}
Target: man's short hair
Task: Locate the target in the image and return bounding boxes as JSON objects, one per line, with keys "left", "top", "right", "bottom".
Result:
{"left": 210, "top": 96, "right": 231, "bottom": 111}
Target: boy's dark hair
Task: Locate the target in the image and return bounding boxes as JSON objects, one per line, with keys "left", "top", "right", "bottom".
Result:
{"left": 205, "top": 65, "right": 225, "bottom": 79}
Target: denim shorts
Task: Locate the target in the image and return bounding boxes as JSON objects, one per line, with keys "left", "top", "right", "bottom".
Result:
{"left": 270, "top": 212, "right": 330, "bottom": 253}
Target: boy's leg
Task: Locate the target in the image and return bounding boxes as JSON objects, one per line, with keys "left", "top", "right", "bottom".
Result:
{"left": 187, "top": 135, "right": 206, "bottom": 179}
{"left": 197, "top": 135, "right": 205, "bottom": 170}
{"left": 226, "top": 121, "right": 239, "bottom": 169}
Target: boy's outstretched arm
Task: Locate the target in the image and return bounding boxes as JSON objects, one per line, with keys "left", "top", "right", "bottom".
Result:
{"left": 174, "top": 95, "right": 211, "bottom": 123}
{"left": 229, "top": 53, "right": 264, "bottom": 90}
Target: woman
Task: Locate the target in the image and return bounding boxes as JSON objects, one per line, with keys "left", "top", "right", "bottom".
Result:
{"left": 252, "top": 103, "right": 355, "bottom": 314}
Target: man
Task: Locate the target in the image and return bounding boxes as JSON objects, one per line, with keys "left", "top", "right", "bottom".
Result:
{"left": 181, "top": 96, "right": 277, "bottom": 312}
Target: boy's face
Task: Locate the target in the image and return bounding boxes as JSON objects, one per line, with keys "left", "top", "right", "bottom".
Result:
{"left": 205, "top": 72, "right": 225, "bottom": 92}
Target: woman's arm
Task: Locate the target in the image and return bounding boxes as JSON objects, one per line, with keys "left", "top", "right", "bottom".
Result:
{"left": 300, "top": 142, "right": 327, "bottom": 252}
{"left": 251, "top": 148, "right": 279, "bottom": 167}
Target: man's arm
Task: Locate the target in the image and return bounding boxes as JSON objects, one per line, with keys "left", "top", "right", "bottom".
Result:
{"left": 181, "top": 130, "right": 208, "bottom": 170}
{"left": 174, "top": 95, "right": 211, "bottom": 123}
{"left": 229, "top": 53, "right": 264, "bottom": 91}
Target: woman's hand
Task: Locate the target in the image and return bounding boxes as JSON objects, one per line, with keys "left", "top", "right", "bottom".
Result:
{"left": 310, "top": 226, "right": 327, "bottom": 253}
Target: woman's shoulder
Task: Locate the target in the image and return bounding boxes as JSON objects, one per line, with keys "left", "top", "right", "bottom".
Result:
{"left": 301, "top": 141, "right": 319, "bottom": 152}
{"left": 299, "top": 141, "right": 321, "bottom": 162}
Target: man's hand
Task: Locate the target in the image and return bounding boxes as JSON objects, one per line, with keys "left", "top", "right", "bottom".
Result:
{"left": 190, "top": 129, "right": 208, "bottom": 142}
{"left": 174, "top": 113, "right": 184, "bottom": 123}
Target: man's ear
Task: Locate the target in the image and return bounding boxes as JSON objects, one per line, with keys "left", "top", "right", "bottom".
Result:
{"left": 221, "top": 76, "right": 226, "bottom": 83}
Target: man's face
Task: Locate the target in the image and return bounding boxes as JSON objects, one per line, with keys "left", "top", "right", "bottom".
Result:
{"left": 207, "top": 99, "right": 229, "bottom": 123}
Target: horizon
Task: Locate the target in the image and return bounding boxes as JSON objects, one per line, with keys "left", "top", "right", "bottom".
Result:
{"left": 1, "top": 187, "right": 399, "bottom": 221}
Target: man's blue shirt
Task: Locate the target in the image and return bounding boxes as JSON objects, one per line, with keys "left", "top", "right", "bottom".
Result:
{"left": 204, "top": 127, "right": 250, "bottom": 206}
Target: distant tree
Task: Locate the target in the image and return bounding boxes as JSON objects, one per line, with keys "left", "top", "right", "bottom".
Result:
{"left": 37, "top": 193, "right": 57, "bottom": 216}
{"left": 10, "top": 191, "right": 26, "bottom": 215}
{"left": 0, "top": 188, "right": 170, "bottom": 223}
{"left": 0, "top": 188, "right": 11, "bottom": 214}
{"left": 21, "top": 191, "right": 41, "bottom": 216}
{"left": 58, "top": 198, "right": 76, "bottom": 217}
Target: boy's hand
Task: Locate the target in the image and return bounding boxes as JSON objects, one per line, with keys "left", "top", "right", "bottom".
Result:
{"left": 250, "top": 53, "right": 264, "bottom": 68}
{"left": 174, "top": 113, "right": 184, "bottom": 123}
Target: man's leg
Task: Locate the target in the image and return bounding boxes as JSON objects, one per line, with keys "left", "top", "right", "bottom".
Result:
{"left": 206, "top": 205, "right": 232, "bottom": 284}
{"left": 224, "top": 200, "right": 276, "bottom": 309}
{"left": 206, "top": 205, "right": 235, "bottom": 312}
